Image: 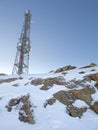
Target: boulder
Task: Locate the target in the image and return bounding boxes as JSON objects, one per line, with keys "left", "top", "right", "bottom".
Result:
{"left": 0, "top": 78, "right": 17, "bottom": 84}
{"left": 31, "top": 78, "right": 43, "bottom": 86}
{"left": 67, "top": 105, "right": 87, "bottom": 118}
{"left": 6, "top": 94, "right": 35, "bottom": 124}
{"left": 53, "top": 90, "right": 76, "bottom": 106}
{"left": 85, "top": 73, "right": 98, "bottom": 89}
{"left": 80, "top": 63, "right": 97, "bottom": 69}
{"left": 90, "top": 102, "right": 98, "bottom": 114}
{"left": 70, "top": 86, "right": 95, "bottom": 104}
{"left": 6, "top": 98, "right": 20, "bottom": 112}
{"left": 19, "top": 94, "right": 35, "bottom": 124}
{"left": 44, "top": 97, "right": 56, "bottom": 108}
{"left": 54, "top": 65, "right": 76, "bottom": 73}
{"left": 31, "top": 76, "right": 66, "bottom": 90}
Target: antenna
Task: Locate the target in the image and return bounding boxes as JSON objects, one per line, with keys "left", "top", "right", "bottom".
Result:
{"left": 12, "top": 10, "right": 31, "bottom": 75}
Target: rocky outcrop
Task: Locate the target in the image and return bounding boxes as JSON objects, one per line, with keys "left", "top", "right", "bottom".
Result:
{"left": 80, "top": 63, "right": 97, "bottom": 69}
{"left": 87, "top": 73, "right": 98, "bottom": 81}
{"left": 78, "top": 71, "right": 85, "bottom": 74}
{"left": 0, "top": 73, "right": 6, "bottom": 76}
{"left": 67, "top": 105, "right": 87, "bottom": 118}
{"left": 90, "top": 102, "right": 98, "bottom": 114}
{"left": 6, "top": 98, "right": 20, "bottom": 112}
{"left": 54, "top": 65, "right": 76, "bottom": 73}
{"left": 6, "top": 94, "right": 35, "bottom": 124}
{"left": 19, "top": 95, "right": 35, "bottom": 124}
{"left": 53, "top": 90, "right": 76, "bottom": 106}
{"left": 65, "top": 79, "right": 87, "bottom": 89}
{"left": 53, "top": 90, "right": 87, "bottom": 118}
{"left": 85, "top": 73, "right": 98, "bottom": 89}
{"left": 31, "top": 76, "right": 66, "bottom": 90}
{"left": 70, "top": 86, "right": 95, "bottom": 104}
{"left": 44, "top": 97, "right": 56, "bottom": 108}
{"left": 0, "top": 78, "right": 17, "bottom": 84}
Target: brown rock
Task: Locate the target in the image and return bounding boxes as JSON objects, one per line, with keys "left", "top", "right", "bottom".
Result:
{"left": 87, "top": 73, "right": 98, "bottom": 81}
{"left": 80, "top": 63, "right": 97, "bottom": 69}
{"left": 21, "top": 94, "right": 30, "bottom": 103}
{"left": 19, "top": 112, "right": 34, "bottom": 124}
{"left": 67, "top": 105, "right": 87, "bottom": 118}
{"left": 19, "top": 95, "right": 35, "bottom": 124}
{"left": 31, "top": 76, "right": 66, "bottom": 90}
{"left": 40, "top": 84, "right": 51, "bottom": 90}
{"left": 54, "top": 65, "right": 76, "bottom": 73}
{"left": 31, "top": 78, "right": 43, "bottom": 86}
{"left": 65, "top": 79, "right": 87, "bottom": 89}
{"left": 5, "top": 105, "right": 12, "bottom": 112}
{"left": 90, "top": 102, "right": 98, "bottom": 114}
{"left": 95, "top": 83, "right": 98, "bottom": 89}
{"left": 0, "top": 78, "right": 17, "bottom": 84}
{"left": 6, "top": 94, "right": 35, "bottom": 124}
{"left": 70, "top": 86, "right": 95, "bottom": 104}
{"left": 8, "top": 98, "right": 20, "bottom": 106}
{"left": 53, "top": 90, "right": 76, "bottom": 106}
{"left": 85, "top": 73, "right": 98, "bottom": 89}
{"left": 44, "top": 97, "right": 56, "bottom": 108}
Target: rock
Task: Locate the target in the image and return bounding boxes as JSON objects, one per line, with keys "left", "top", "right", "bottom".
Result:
{"left": 91, "top": 69, "right": 96, "bottom": 72}
{"left": 95, "top": 83, "right": 98, "bottom": 89}
{"left": 13, "top": 83, "right": 19, "bottom": 87}
{"left": 90, "top": 102, "right": 98, "bottom": 114}
{"left": 54, "top": 65, "right": 76, "bottom": 73}
{"left": 87, "top": 73, "right": 98, "bottom": 81}
{"left": 19, "top": 101, "right": 34, "bottom": 124}
{"left": 70, "top": 86, "right": 95, "bottom": 104}
{"left": 53, "top": 90, "right": 76, "bottom": 106}
{"left": 85, "top": 73, "right": 98, "bottom": 89}
{"left": 5, "top": 105, "right": 12, "bottom": 112}
{"left": 80, "top": 63, "right": 97, "bottom": 69}
{"left": 79, "top": 71, "right": 85, "bottom": 74}
{"left": 67, "top": 105, "right": 87, "bottom": 118}
{"left": 19, "top": 94, "right": 35, "bottom": 124}
{"left": 44, "top": 97, "right": 56, "bottom": 108}
{"left": 19, "top": 111, "right": 34, "bottom": 124}
{"left": 61, "top": 72, "right": 67, "bottom": 76}
{"left": 21, "top": 94, "right": 30, "bottom": 103}
{"left": 6, "top": 98, "right": 20, "bottom": 112}
{"left": 31, "top": 78, "right": 43, "bottom": 86}
{"left": 0, "top": 78, "right": 17, "bottom": 84}
{"left": 8, "top": 98, "right": 20, "bottom": 106}
{"left": 0, "top": 73, "right": 6, "bottom": 76}
{"left": 40, "top": 84, "right": 51, "bottom": 90}
{"left": 6, "top": 94, "right": 35, "bottom": 124}
{"left": 31, "top": 76, "right": 66, "bottom": 90}
{"left": 65, "top": 79, "right": 87, "bottom": 89}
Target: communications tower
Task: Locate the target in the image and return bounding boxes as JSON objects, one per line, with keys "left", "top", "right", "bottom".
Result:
{"left": 12, "top": 10, "right": 31, "bottom": 75}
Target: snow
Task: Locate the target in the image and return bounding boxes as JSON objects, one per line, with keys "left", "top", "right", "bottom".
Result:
{"left": 73, "top": 100, "right": 89, "bottom": 108}
{"left": 0, "top": 66, "right": 98, "bottom": 130}
{"left": 92, "top": 91, "right": 98, "bottom": 102}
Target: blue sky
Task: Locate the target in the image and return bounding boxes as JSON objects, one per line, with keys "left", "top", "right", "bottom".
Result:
{"left": 0, "top": 0, "right": 98, "bottom": 74}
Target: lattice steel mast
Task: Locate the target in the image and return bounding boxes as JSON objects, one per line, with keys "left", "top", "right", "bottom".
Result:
{"left": 12, "top": 10, "right": 31, "bottom": 75}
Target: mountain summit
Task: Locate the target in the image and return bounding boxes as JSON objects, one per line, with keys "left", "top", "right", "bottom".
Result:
{"left": 0, "top": 63, "right": 98, "bottom": 130}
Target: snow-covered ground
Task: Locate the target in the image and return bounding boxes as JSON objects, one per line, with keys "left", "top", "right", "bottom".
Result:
{"left": 0, "top": 65, "right": 98, "bottom": 130}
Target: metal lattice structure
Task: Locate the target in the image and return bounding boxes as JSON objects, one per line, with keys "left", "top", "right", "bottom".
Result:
{"left": 12, "top": 10, "right": 31, "bottom": 75}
